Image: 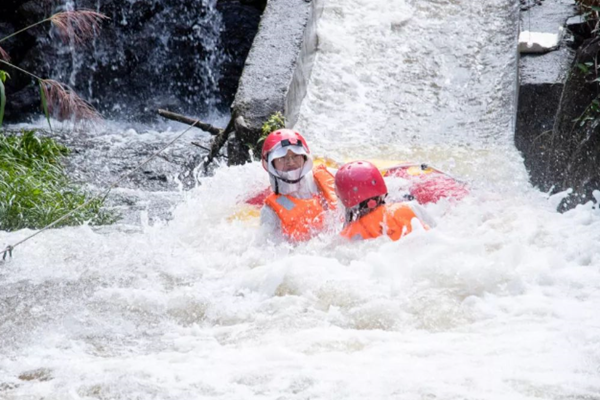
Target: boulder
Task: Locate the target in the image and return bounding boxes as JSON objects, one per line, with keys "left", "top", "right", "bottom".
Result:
{"left": 228, "top": 0, "right": 324, "bottom": 164}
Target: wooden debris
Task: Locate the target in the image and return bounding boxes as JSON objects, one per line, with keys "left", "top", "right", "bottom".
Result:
{"left": 157, "top": 109, "right": 222, "bottom": 136}
{"left": 203, "top": 117, "right": 237, "bottom": 170}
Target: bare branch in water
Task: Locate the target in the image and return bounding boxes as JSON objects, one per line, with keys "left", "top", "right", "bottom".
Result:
{"left": 0, "top": 46, "right": 10, "bottom": 62}
{"left": 40, "top": 79, "right": 101, "bottom": 122}
{"left": 49, "top": 10, "right": 109, "bottom": 45}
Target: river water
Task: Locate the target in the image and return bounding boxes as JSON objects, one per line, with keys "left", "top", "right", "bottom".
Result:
{"left": 2, "top": 0, "right": 600, "bottom": 398}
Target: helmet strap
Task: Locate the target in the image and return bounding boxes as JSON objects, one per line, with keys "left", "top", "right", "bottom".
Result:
{"left": 270, "top": 174, "right": 305, "bottom": 195}
{"left": 345, "top": 196, "right": 386, "bottom": 223}
{"left": 277, "top": 176, "right": 304, "bottom": 184}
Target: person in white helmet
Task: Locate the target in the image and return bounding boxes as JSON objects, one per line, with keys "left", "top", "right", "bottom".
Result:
{"left": 260, "top": 129, "right": 338, "bottom": 242}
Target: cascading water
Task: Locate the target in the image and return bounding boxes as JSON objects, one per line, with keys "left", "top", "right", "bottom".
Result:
{"left": 2, "top": 0, "right": 600, "bottom": 399}
{"left": 20, "top": 0, "right": 237, "bottom": 222}
{"left": 49, "top": 0, "right": 227, "bottom": 120}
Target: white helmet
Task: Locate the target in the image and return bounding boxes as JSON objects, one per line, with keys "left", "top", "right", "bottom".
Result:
{"left": 261, "top": 129, "right": 314, "bottom": 194}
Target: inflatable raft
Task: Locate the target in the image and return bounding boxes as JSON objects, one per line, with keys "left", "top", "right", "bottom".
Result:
{"left": 229, "top": 159, "right": 468, "bottom": 222}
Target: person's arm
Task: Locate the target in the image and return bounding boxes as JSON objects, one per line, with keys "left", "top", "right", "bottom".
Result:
{"left": 260, "top": 205, "right": 281, "bottom": 232}
{"left": 409, "top": 202, "right": 437, "bottom": 228}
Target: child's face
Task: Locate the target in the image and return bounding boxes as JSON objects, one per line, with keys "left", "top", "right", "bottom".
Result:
{"left": 273, "top": 150, "right": 306, "bottom": 172}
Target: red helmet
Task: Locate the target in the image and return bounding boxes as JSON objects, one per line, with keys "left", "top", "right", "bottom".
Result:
{"left": 335, "top": 161, "right": 387, "bottom": 209}
{"left": 261, "top": 129, "right": 310, "bottom": 171}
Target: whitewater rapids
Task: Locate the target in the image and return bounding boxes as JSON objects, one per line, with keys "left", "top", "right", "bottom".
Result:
{"left": 1, "top": 0, "right": 600, "bottom": 398}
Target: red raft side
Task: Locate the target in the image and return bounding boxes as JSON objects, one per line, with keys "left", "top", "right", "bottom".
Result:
{"left": 245, "top": 187, "right": 273, "bottom": 206}
{"left": 383, "top": 164, "right": 469, "bottom": 204}
{"left": 243, "top": 163, "right": 468, "bottom": 207}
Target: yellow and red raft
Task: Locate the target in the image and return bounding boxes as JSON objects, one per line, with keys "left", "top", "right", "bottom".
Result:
{"left": 230, "top": 159, "right": 469, "bottom": 222}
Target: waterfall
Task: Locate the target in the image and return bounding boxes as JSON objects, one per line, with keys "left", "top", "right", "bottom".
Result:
{"left": 49, "top": 0, "right": 227, "bottom": 121}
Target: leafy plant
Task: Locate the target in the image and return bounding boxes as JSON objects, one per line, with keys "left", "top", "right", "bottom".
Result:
{"left": 0, "top": 9, "right": 107, "bottom": 128}
{"left": 0, "top": 130, "right": 117, "bottom": 231}
{"left": 0, "top": 70, "right": 8, "bottom": 128}
{"left": 257, "top": 111, "right": 286, "bottom": 148}
{"left": 570, "top": 4, "right": 600, "bottom": 128}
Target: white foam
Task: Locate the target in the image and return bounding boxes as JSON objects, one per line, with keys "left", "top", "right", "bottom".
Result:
{"left": 518, "top": 30, "right": 562, "bottom": 54}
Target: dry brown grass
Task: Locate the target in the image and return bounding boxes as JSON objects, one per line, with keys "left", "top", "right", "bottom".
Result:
{"left": 0, "top": 46, "right": 9, "bottom": 61}
{"left": 40, "top": 79, "right": 100, "bottom": 122}
{"left": 49, "top": 10, "right": 108, "bottom": 45}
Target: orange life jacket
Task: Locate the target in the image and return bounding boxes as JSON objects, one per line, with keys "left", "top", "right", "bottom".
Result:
{"left": 340, "top": 203, "right": 425, "bottom": 241}
{"left": 264, "top": 165, "right": 337, "bottom": 242}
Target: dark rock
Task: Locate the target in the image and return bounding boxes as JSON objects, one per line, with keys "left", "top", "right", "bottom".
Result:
{"left": 217, "top": 0, "right": 263, "bottom": 110}
{"left": 2, "top": 84, "right": 39, "bottom": 121}
{"left": 544, "top": 38, "right": 600, "bottom": 208}
{"left": 516, "top": 37, "right": 574, "bottom": 188}
{"left": 516, "top": 0, "right": 600, "bottom": 210}
{"left": 515, "top": 82, "right": 564, "bottom": 188}
{"left": 17, "top": 1, "right": 52, "bottom": 23}
{"left": 566, "top": 15, "right": 593, "bottom": 48}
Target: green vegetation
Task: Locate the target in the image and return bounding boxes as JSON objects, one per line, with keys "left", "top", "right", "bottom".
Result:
{"left": 261, "top": 111, "right": 286, "bottom": 136}
{"left": 574, "top": 2, "right": 600, "bottom": 127}
{"left": 245, "top": 112, "right": 287, "bottom": 156}
{"left": 257, "top": 111, "right": 286, "bottom": 149}
{"left": 0, "top": 70, "right": 8, "bottom": 128}
{"left": 0, "top": 130, "right": 116, "bottom": 231}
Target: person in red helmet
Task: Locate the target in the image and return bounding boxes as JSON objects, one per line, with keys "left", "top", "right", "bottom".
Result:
{"left": 335, "top": 160, "right": 434, "bottom": 241}
{"left": 260, "top": 129, "right": 338, "bottom": 242}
